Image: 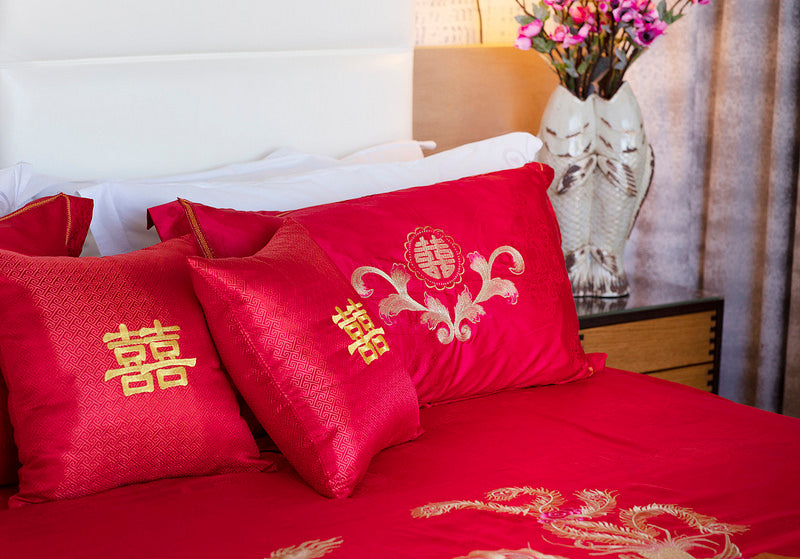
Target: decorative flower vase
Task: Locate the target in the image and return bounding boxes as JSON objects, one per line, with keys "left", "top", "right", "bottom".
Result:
{"left": 537, "top": 82, "right": 654, "bottom": 298}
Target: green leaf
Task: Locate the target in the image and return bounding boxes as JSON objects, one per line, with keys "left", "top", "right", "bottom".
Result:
{"left": 532, "top": 3, "right": 550, "bottom": 21}
{"left": 532, "top": 36, "right": 556, "bottom": 53}
{"left": 515, "top": 15, "right": 534, "bottom": 25}
{"left": 577, "top": 59, "right": 590, "bottom": 75}
{"left": 657, "top": 0, "right": 667, "bottom": 21}
{"left": 564, "top": 59, "right": 579, "bottom": 78}
{"left": 589, "top": 55, "right": 611, "bottom": 82}
{"left": 614, "top": 48, "right": 627, "bottom": 63}
{"left": 624, "top": 26, "right": 637, "bottom": 41}
{"left": 665, "top": 12, "right": 684, "bottom": 24}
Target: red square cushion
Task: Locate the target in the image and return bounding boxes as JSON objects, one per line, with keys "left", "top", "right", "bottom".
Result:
{"left": 0, "top": 193, "right": 93, "bottom": 257}
{"left": 0, "top": 236, "right": 265, "bottom": 506}
{"left": 165, "top": 163, "right": 604, "bottom": 406}
{"left": 0, "top": 194, "right": 94, "bottom": 486}
{"left": 188, "top": 220, "right": 421, "bottom": 498}
{"left": 149, "top": 198, "right": 282, "bottom": 258}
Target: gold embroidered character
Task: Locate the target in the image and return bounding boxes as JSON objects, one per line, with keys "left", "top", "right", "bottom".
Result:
{"left": 332, "top": 299, "right": 389, "bottom": 364}
{"left": 103, "top": 320, "right": 196, "bottom": 396}
{"left": 414, "top": 235, "right": 457, "bottom": 280}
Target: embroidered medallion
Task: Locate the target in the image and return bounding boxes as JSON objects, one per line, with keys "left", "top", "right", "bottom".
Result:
{"left": 413, "top": 487, "right": 748, "bottom": 559}
{"left": 352, "top": 228, "right": 525, "bottom": 345}
{"left": 103, "top": 319, "right": 196, "bottom": 396}
{"left": 404, "top": 227, "right": 465, "bottom": 290}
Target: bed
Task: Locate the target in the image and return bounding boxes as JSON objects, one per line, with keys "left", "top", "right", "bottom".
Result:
{"left": 1, "top": 1, "right": 799, "bottom": 558}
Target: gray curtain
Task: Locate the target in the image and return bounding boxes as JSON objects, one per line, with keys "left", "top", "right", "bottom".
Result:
{"left": 624, "top": 0, "right": 800, "bottom": 413}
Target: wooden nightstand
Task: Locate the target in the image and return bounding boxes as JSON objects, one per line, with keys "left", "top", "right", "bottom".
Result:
{"left": 577, "top": 276, "right": 723, "bottom": 393}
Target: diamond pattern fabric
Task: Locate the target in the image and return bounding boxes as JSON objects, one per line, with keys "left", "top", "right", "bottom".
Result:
{"left": 188, "top": 221, "right": 421, "bottom": 498}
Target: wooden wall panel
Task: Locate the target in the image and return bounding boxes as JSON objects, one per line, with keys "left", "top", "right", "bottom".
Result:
{"left": 413, "top": 45, "right": 558, "bottom": 152}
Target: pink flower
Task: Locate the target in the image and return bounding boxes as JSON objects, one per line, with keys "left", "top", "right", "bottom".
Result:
{"left": 543, "top": 0, "right": 572, "bottom": 9}
{"left": 515, "top": 35, "right": 533, "bottom": 50}
{"left": 568, "top": 4, "right": 593, "bottom": 25}
{"left": 634, "top": 19, "right": 668, "bottom": 46}
{"left": 597, "top": 1, "right": 611, "bottom": 11}
{"left": 562, "top": 33, "right": 585, "bottom": 47}
{"left": 613, "top": 5, "right": 638, "bottom": 23}
{"left": 550, "top": 24, "right": 569, "bottom": 43}
{"left": 519, "top": 20, "right": 543, "bottom": 38}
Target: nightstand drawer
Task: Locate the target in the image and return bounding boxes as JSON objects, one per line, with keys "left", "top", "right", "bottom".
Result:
{"left": 649, "top": 365, "right": 715, "bottom": 391}
{"left": 580, "top": 310, "right": 717, "bottom": 374}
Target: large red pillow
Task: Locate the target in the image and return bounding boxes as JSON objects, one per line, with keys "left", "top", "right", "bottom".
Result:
{"left": 163, "top": 163, "right": 605, "bottom": 406}
{"left": 0, "top": 236, "right": 265, "bottom": 506}
{"left": 188, "top": 220, "right": 421, "bottom": 498}
{"left": 0, "top": 194, "right": 94, "bottom": 487}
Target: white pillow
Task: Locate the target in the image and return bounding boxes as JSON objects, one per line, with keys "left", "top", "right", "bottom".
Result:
{"left": 0, "top": 140, "right": 431, "bottom": 216}
{"left": 81, "top": 132, "right": 542, "bottom": 256}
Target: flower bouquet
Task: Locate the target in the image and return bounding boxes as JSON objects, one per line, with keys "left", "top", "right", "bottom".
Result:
{"left": 515, "top": 0, "right": 709, "bottom": 100}
{"left": 518, "top": 0, "right": 711, "bottom": 297}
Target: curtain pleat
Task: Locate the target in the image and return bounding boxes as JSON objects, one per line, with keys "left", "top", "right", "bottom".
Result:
{"left": 628, "top": 0, "right": 800, "bottom": 412}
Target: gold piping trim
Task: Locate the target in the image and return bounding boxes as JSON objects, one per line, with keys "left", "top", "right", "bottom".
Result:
{"left": 178, "top": 199, "right": 215, "bottom": 259}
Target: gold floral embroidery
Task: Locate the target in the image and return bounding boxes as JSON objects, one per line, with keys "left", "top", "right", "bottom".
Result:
{"left": 352, "top": 229, "right": 525, "bottom": 345}
{"left": 332, "top": 299, "right": 389, "bottom": 364}
{"left": 267, "top": 537, "right": 343, "bottom": 559}
{"left": 413, "top": 487, "right": 748, "bottom": 559}
{"left": 455, "top": 550, "right": 569, "bottom": 559}
{"left": 103, "top": 320, "right": 195, "bottom": 396}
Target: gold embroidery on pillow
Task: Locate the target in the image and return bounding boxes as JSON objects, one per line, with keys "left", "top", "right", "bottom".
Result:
{"left": 353, "top": 231, "right": 524, "bottom": 345}
{"left": 103, "top": 320, "right": 196, "bottom": 396}
{"left": 413, "top": 487, "right": 748, "bottom": 559}
{"left": 332, "top": 299, "right": 389, "bottom": 364}
{"left": 404, "top": 227, "right": 465, "bottom": 290}
{"left": 455, "top": 549, "right": 569, "bottom": 559}
{"left": 267, "top": 537, "right": 343, "bottom": 559}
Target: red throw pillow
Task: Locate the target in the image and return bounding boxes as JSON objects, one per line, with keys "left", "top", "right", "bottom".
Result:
{"left": 0, "top": 194, "right": 94, "bottom": 487}
{"left": 0, "top": 236, "right": 265, "bottom": 506}
{"left": 0, "top": 193, "right": 93, "bottom": 257}
{"left": 188, "top": 220, "right": 421, "bottom": 498}
{"left": 149, "top": 198, "right": 283, "bottom": 257}
{"left": 175, "top": 163, "right": 604, "bottom": 406}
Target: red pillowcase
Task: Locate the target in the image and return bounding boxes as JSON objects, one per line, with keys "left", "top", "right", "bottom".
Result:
{"left": 0, "top": 236, "right": 265, "bottom": 505}
{"left": 149, "top": 198, "right": 282, "bottom": 258}
{"left": 0, "top": 193, "right": 93, "bottom": 257}
{"left": 188, "top": 220, "right": 421, "bottom": 498}
{"left": 0, "top": 194, "right": 94, "bottom": 487}
{"left": 156, "top": 163, "right": 604, "bottom": 406}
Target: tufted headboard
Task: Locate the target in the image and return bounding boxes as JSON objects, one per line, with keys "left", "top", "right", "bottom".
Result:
{"left": 0, "top": 0, "right": 414, "bottom": 179}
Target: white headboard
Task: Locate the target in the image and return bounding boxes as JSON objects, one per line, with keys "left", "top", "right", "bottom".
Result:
{"left": 0, "top": 1, "right": 414, "bottom": 179}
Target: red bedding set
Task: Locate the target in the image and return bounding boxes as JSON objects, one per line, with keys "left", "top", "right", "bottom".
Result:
{"left": 0, "top": 164, "right": 798, "bottom": 558}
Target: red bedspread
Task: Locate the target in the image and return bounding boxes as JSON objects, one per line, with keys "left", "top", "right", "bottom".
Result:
{"left": 1, "top": 368, "right": 799, "bottom": 558}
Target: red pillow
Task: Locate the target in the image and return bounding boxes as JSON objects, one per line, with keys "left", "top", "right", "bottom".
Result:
{"left": 0, "top": 194, "right": 94, "bottom": 487}
{"left": 149, "top": 198, "right": 283, "bottom": 257}
{"left": 0, "top": 193, "right": 93, "bottom": 257}
{"left": 188, "top": 220, "right": 421, "bottom": 498}
{"left": 174, "top": 163, "right": 604, "bottom": 406}
{"left": 0, "top": 236, "right": 265, "bottom": 506}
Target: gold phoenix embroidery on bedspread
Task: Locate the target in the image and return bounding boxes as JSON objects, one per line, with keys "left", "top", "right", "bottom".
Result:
{"left": 103, "top": 320, "right": 195, "bottom": 396}
{"left": 267, "top": 537, "right": 343, "bottom": 559}
{"left": 412, "top": 487, "right": 748, "bottom": 559}
{"left": 332, "top": 299, "right": 389, "bottom": 364}
{"left": 351, "top": 227, "right": 525, "bottom": 345}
